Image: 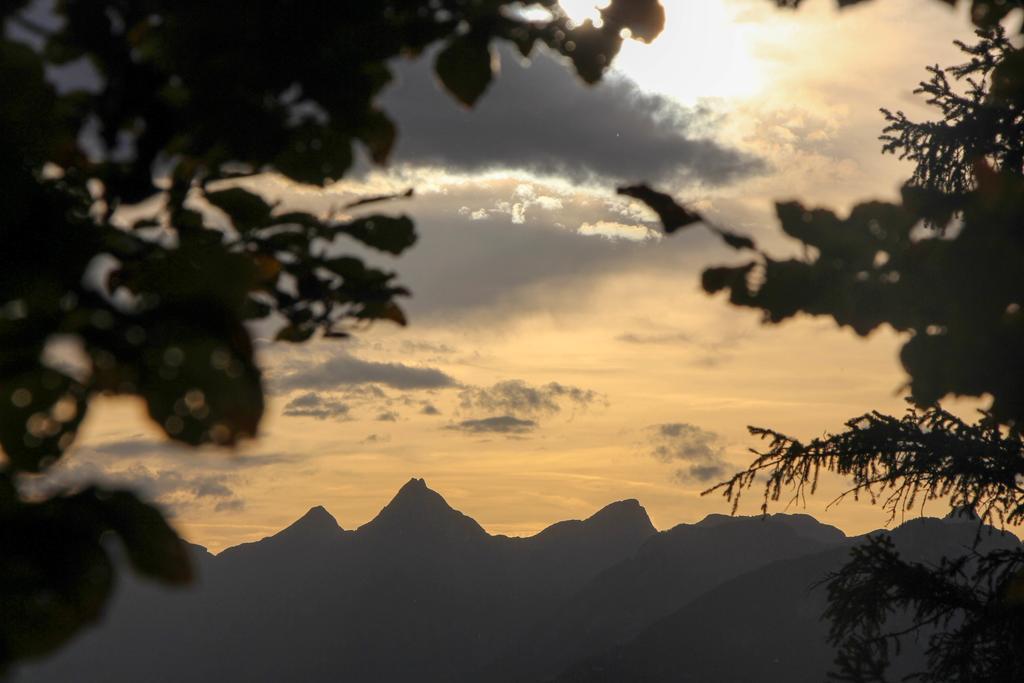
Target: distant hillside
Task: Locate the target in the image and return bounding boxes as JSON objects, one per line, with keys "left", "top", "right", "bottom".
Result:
{"left": 554, "top": 518, "right": 1021, "bottom": 683}
{"left": 484, "top": 512, "right": 846, "bottom": 682}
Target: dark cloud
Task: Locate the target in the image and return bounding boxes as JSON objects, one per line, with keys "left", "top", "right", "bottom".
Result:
{"left": 646, "top": 422, "right": 729, "bottom": 483}
{"left": 340, "top": 384, "right": 389, "bottom": 401}
{"left": 676, "top": 463, "right": 727, "bottom": 484}
{"left": 446, "top": 416, "right": 537, "bottom": 435}
{"left": 381, "top": 46, "right": 763, "bottom": 185}
{"left": 192, "top": 477, "right": 235, "bottom": 499}
{"left": 282, "top": 392, "right": 351, "bottom": 420}
{"left": 275, "top": 352, "right": 457, "bottom": 392}
{"left": 420, "top": 403, "right": 442, "bottom": 416}
{"left": 396, "top": 212, "right": 657, "bottom": 317}
{"left": 376, "top": 410, "right": 399, "bottom": 422}
{"left": 459, "top": 380, "right": 602, "bottom": 417}
{"left": 650, "top": 423, "right": 721, "bottom": 461}
{"left": 214, "top": 498, "right": 246, "bottom": 513}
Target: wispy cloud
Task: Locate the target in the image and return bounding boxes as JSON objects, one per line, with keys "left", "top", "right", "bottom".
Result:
{"left": 447, "top": 416, "right": 537, "bottom": 435}
{"left": 282, "top": 392, "right": 351, "bottom": 420}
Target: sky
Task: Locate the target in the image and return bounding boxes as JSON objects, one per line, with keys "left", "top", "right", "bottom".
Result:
{"left": 54, "top": 0, "right": 1009, "bottom": 552}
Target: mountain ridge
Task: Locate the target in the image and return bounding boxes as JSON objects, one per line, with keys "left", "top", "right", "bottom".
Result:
{"left": 16, "top": 480, "right": 1017, "bottom": 683}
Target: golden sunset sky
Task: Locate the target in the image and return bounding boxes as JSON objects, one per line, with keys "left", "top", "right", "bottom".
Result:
{"left": 60, "top": 0, "right": 1007, "bottom": 552}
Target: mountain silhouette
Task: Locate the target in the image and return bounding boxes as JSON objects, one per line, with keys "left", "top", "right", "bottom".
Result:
{"left": 218, "top": 504, "right": 346, "bottom": 563}
{"left": 554, "top": 518, "right": 1021, "bottom": 683}
{"left": 483, "top": 512, "right": 846, "bottom": 682}
{"left": 357, "top": 478, "right": 488, "bottom": 545}
{"left": 286, "top": 504, "right": 343, "bottom": 534}
{"left": 13, "top": 481, "right": 1019, "bottom": 683}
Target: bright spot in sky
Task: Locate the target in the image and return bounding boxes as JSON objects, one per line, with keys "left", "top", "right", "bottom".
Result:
{"left": 559, "top": 0, "right": 764, "bottom": 104}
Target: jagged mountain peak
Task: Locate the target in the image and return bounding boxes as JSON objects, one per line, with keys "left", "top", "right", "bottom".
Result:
{"left": 214, "top": 505, "right": 344, "bottom": 560}
{"left": 586, "top": 499, "right": 657, "bottom": 535}
{"left": 276, "top": 505, "right": 343, "bottom": 540}
{"left": 358, "top": 478, "right": 487, "bottom": 541}
{"left": 391, "top": 477, "right": 433, "bottom": 501}
{"left": 382, "top": 478, "right": 455, "bottom": 515}
{"left": 292, "top": 505, "right": 340, "bottom": 529}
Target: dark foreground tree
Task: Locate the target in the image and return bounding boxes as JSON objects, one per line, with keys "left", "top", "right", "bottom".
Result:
{"left": 624, "top": 25, "right": 1024, "bottom": 683}
{"left": 710, "top": 406, "right": 1024, "bottom": 681}
{"left": 0, "top": 0, "right": 1017, "bottom": 674}
{"left": 628, "top": 24, "right": 1023, "bottom": 429}
{"left": 0, "top": 0, "right": 670, "bottom": 670}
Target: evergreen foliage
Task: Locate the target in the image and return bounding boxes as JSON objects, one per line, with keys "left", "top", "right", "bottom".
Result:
{"left": 704, "top": 31, "right": 1024, "bottom": 682}
{"left": 624, "top": 22, "right": 1024, "bottom": 682}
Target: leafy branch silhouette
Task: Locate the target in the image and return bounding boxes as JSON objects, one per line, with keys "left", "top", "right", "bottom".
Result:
{"left": 0, "top": 0, "right": 668, "bottom": 668}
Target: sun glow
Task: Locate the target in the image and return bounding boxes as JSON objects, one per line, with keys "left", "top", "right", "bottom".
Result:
{"left": 561, "top": 0, "right": 764, "bottom": 104}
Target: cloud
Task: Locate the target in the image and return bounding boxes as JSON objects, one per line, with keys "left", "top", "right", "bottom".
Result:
{"left": 676, "top": 464, "right": 727, "bottom": 484}
{"left": 214, "top": 498, "right": 246, "bottom": 513}
{"left": 251, "top": 171, "right": 732, "bottom": 321}
{"left": 463, "top": 183, "right": 570, "bottom": 224}
{"left": 398, "top": 340, "right": 457, "bottom": 355}
{"left": 275, "top": 351, "right": 457, "bottom": 392}
{"left": 578, "top": 221, "right": 661, "bottom": 242}
{"left": 420, "top": 403, "right": 442, "bottom": 416}
{"left": 282, "top": 392, "right": 351, "bottom": 420}
{"left": 618, "top": 331, "right": 694, "bottom": 345}
{"left": 338, "top": 384, "right": 389, "bottom": 401}
{"left": 191, "top": 477, "right": 234, "bottom": 498}
{"left": 93, "top": 438, "right": 192, "bottom": 458}
{"left": 381, "top": 46, "right": 763, "bottom": 185}
{"left": 459, "top": 380, "right": 602, "bottom": 417}
{"left": 323, "top": 173, "right": 739, "bottom": 320}
{"left": 446, "top": 416, "right": 537, "bottom": 435}
{"left": 646, "top": 422, "right": 729, "bottom": 483}
{"left": 88, "top": 437, "right": 293, "bottom": 469}
{"left": 21, "top": 460, "right": 246, "bottom": 514}
{"left": 376, "top": 410, "right": 399, "bottom": 422}
{"left": 616, "top": 328, "right": 748, "bottom": 367}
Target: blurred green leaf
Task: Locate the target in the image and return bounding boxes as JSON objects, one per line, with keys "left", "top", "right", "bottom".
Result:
{"left": 617, "top": 184, "right": 703, "bottom": 234}
{"left": 205, "top": 187, "right": 275, "bottom": 233}
{"left": 0, "top": 486, "right": 190, "bottom": 668}
{"left": 134, "top": 317, "right": 264, "bottom": 446}
{"left": 98, "top": 491, "right": 192, "bottom": 583}
{"left": 435, "top": 35, "right": 495, "bottom": 107}
{"left": 335, "top": 215, "right": 417, "bottom": 255}
{"left": 0, "top": 367, "right": 87, "bottom": 473}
